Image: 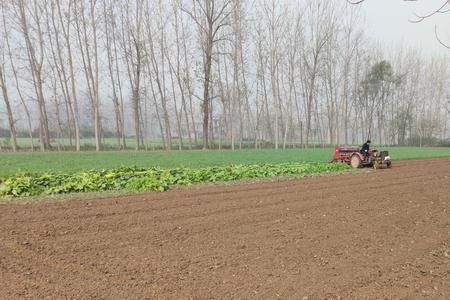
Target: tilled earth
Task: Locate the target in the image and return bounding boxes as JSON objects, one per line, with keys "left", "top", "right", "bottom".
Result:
{"left": 1, "top": 158, "right": 450, "bottom": 300}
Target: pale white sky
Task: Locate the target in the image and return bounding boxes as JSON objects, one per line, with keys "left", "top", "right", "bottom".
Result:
{"left": 359, "top": 0, "right": 450, "bottom": 56}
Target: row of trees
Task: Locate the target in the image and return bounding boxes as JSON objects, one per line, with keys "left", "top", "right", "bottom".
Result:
{"left": 0, "top": 0, "right": 449, "bottom": 152}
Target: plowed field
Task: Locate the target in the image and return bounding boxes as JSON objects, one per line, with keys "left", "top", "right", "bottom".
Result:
{"left": 1, "top": 158, "right": 450, "bottom": 299}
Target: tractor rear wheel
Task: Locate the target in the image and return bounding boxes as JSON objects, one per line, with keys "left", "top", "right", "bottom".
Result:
{"left": 350, "top": 155, "right": 362, "bottom": 168}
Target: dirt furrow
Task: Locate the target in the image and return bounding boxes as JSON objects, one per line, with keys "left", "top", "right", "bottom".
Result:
{"left": 0, "top": 157, "right": 449, "bottom": 299}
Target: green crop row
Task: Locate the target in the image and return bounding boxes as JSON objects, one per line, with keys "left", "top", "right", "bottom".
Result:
{"left": 0, "top": 162, "right": 350, "bottom": 197}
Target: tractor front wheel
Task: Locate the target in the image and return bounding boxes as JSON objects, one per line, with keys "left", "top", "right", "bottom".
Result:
{"left": 350, "top": 155, "right": 362, "bottom": 169}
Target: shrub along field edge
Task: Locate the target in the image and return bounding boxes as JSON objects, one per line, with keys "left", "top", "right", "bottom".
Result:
{"left": 0, "top": 162, "right": 350, "bottom": 198}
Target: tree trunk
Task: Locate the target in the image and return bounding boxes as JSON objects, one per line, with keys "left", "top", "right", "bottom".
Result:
{"left": 0, "top": 66, "right": 17, "bottom": 152}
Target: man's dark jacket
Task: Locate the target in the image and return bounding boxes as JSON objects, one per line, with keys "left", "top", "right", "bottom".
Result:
{"left": 361, "top": 143, "right": 370, "bottom": 154}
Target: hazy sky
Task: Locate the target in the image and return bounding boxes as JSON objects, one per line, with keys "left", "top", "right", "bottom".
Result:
{"left": 359, "top": 0, "right": 450, "bottom": 56}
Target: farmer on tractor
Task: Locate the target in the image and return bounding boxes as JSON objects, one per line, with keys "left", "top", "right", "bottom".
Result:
{"left": 331, "top": 140, "right": 391, "bottom": 169}
{"left": 361, "top": 140, "right": 371, "bottom": 159}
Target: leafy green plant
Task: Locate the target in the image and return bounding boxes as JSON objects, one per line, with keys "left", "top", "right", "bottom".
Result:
{"left": 0, "top": 162, "right": 350, "bottom": 198}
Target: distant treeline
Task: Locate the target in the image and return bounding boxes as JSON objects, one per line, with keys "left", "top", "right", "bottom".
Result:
{"left": 0, "top": 0, "right": 449, "bottom": 152}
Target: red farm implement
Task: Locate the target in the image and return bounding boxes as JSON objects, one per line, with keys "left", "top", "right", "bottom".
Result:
{"left": 331, "top": 145, "right": 392, "bottom": 169}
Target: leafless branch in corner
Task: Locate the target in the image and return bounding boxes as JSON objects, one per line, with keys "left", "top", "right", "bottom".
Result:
{"left": 435, "top": 24, "right": 450, "bottom": 49}
{"left": 409, "top": 1, "right": 449, "bottom": 23}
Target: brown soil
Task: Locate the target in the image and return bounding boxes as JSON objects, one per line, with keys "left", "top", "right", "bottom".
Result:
{"left": 1, "top": 158, "right": 449, "bottom": 300}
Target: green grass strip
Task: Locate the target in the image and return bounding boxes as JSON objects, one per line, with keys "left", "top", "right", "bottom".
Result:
{"left": 1, "top": 147, "right": 449, "bottom": 178}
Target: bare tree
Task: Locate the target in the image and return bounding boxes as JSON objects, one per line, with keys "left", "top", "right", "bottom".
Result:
{"left": 14, "top": 0, "right": 51, "bottom": 151}
{"left": 74, "top": 0, "right": 102, "bottom": 151}
{"left": 0, "top": 2, "right": 17, "bottom": 152}
{"left": 301, "top": 1, "right": 335, "bottom": 147}
{"left": 0, "top": 51, "right": 17, "bottom": 152}
{"left": 46, "top": 1, "right": 74, "bottom": 148}
{"left": 167, "top": 0, "right": 194, "bottom": 149}
{"left": 103, "top": 0, "right": 125, "bottom": 149}
{"left": 182, "top": 0, "right": 232, "bottom": 149}
{"left": 2, "top": 4, "right": 34, "bottom": 150}
{"left": 56, "top": 0, "right": 81, "bottom": 151}
{"left": 144, "top": 0, "right": 172, "bottom": 150}
{"left": 121, "top": 0, "right": 145, "bottom": 150}
{"left": 262, "top": 0, "right": 286, "bottom": 149}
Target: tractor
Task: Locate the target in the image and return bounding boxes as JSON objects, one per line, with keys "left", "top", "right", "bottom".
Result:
{"left": 331, "top": 145, "right": 392, "bottom": 169}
